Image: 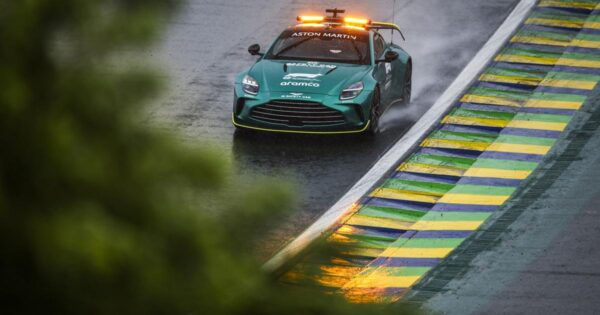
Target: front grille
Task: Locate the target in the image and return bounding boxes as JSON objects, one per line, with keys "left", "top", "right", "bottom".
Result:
{"left": 250, "top": 100, "right": 345, "bottom": 126}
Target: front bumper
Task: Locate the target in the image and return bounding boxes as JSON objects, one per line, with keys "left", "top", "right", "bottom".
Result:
{"left": 232, "top": 89, "right": 373, "bottom": 134}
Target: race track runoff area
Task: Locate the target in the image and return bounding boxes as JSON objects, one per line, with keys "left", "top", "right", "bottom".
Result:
{"left": 278, "top": 0, "right": 600, "bottom": 303}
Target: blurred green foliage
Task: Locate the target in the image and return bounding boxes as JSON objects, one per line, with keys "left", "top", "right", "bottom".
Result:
{"left": 0, "top": 0, "right": 419, "bottom": 314}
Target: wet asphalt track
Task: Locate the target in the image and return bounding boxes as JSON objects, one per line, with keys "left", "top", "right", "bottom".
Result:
{"left": 150, "top": 0, "right": 518, "bottom": 259}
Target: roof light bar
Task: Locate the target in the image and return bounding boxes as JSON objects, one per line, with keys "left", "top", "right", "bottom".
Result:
{"left": 297, "top": 15, "right": 325, "bottom": 23}
{"left": 297, "top": 23, "right": 325, "bottom": 28}
{"left": 296, "top": 9, "right": 405, "bottom": 40}
{"left": 343, "top": 17, "right": 370, "bottom": 25}
{"left": 343, "top": 25, "right": 365, "bottom": 31}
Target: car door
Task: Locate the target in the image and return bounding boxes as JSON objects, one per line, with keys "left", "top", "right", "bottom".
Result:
{"left": 393, "top": 47, "right": 407, "bottom": 105}
{"left": 372, "top": 32, "right": 393, "bottom": 108}
{"left": 383, "top": 43, "right": 405, "bottom": 106}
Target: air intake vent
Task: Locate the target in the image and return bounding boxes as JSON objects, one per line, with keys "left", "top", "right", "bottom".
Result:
{"left": 250, "top": 100, "right": 345, "bottom": 126}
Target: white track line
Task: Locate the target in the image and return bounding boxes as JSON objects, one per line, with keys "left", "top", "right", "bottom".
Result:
{"left": 264, "top": 0, "right": 537, "bottom": 272}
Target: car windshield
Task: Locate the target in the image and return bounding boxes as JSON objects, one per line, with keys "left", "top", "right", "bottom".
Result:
{"left": 265, "top": 28, "right": 370, "bottom": 65}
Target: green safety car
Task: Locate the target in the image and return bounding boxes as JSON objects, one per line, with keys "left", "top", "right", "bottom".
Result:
{"left": 232, "top": 9, "right": 412, "bottom": 135}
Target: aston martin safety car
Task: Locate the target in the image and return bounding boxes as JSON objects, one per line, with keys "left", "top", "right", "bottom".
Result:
{"left": 232, "top": 9, "right": 412, "bottom": 135}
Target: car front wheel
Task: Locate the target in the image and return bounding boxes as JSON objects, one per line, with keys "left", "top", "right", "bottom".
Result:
{"left": 401, "top": 62, "right": 412, "bottom": 106}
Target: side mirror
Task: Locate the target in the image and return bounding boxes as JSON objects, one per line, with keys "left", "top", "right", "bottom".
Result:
{"left": 248, "top": 44, "right": 262, "bottom": 56}
{"left": 377, "top": 51, "right": 399, "bottom": 63}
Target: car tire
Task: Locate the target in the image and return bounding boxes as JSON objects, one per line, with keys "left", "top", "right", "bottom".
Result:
{"left": 365, "top": 88, "right": 381, "bottom": 136}
{"left": 401, "top": 61, "right": 412, "bottom": 106}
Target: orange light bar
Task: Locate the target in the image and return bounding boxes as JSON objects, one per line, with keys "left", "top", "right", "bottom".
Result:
{"left": 297, "top": 15, "right": 325, "bottom": 23}
{"left": 298, "top": 23, "right": 325, "bottom": 27}
{"left": 344, "top": 17, "right": 370, "bottom": 25}
{"left": 343, "top": 25, "right": 365, "bottom": 31}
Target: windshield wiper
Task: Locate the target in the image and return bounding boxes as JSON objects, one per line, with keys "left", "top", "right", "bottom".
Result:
{"left": 350, "top": 40, "right": 363, "bottom": 62}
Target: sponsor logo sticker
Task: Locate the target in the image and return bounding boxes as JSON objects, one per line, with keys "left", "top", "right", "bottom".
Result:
{"left": 291, "top": 32, "right": 358, "bottom": 40}
{"left": 286, "top": 62, "right": 336, "bottom": 69}
{"left": 281, "top": 92, "right": 311, "bottom": 99}
{"left": 282, "top": 73, "right": 323, "bottom": 80}
{"left": 280, "top": 81, "right": 320, "bottom": 87}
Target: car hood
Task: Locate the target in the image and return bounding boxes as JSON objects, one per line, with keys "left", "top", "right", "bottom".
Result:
{"left": 248, "top": 59, "right": 371, "bottom": 95}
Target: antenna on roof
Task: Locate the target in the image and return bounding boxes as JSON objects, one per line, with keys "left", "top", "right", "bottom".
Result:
{"left": 392, "top": 0, "right": 396, "bottom": 44}
{"left": 325, "top": 8, "right": 345, "bottom": 18}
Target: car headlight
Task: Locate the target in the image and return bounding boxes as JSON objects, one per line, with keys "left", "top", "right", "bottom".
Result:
{"left": 340, "top": 81, "right": 364, "bottom": 100}
{"left": 242, "top": 75, "right": 259, "bottom": 95}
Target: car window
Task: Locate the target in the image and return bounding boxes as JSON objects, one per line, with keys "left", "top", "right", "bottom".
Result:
{"left": 373, "top": 33, "right": 386, "bottom": 58}
{"left": 266, "top": 29, "right": 370, "bottom": 65}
